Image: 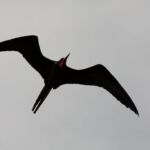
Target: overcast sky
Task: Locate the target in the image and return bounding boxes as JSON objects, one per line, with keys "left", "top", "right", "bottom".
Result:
{"left": 0, "top": 0, "right": 149, "bottom": 150}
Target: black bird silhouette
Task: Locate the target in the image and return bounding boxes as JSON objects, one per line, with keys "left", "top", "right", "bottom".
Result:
{"left": 0, "top": 35, "right": 139, "bottom": 115}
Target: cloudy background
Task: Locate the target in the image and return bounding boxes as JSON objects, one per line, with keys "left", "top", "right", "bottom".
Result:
{"left": 0, "top": 0, "right": 149, "bottom": 149}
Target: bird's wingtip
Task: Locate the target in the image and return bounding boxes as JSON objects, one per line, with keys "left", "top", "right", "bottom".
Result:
{"left": 131, "top": 106, "right": 139, "bottom": 117}
{"left": 135, "top": 110, "right": 139, "bottom": 117}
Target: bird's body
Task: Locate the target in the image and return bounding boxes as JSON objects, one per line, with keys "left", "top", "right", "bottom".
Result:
{"left": 0, "top": 35, "right": 139, "bottom": 115}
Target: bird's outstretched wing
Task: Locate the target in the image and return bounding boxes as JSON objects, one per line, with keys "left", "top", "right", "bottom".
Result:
{"left": 0, "top": 35, "right": 54, "bottom": 79}
{"left": 32, "top": 83, "right": 52, "bottom": 113}
{"left": 60, "top": 64, "right": 139, "bottom": 115}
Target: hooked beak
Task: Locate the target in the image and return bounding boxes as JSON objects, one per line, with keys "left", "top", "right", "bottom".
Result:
{"left": 57, "top": 53, "right": 70, "bottom": 69}
{"left": 64, "top": 53, "right": 70, "bottom": 62}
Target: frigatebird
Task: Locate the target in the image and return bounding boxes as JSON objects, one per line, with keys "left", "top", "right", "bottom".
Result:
{"left": 0, "top": 35, "right": 139, "bottom": 115}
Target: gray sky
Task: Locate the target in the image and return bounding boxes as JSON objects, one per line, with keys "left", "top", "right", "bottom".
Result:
{"left": 0, "top": 0, "right": 149, "bottom": 149}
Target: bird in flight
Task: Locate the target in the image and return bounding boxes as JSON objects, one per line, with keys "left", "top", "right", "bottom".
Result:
{"left": 0, "top": 35, "right": 139, "bottom": 115}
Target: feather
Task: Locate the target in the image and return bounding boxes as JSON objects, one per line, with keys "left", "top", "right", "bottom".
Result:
{"left": 0, "top": 35, "right": 139, "bottom": 115}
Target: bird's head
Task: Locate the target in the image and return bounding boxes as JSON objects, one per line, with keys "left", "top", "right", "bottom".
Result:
{"left": 57, "top": 53, "right": 70, "bottom": 69}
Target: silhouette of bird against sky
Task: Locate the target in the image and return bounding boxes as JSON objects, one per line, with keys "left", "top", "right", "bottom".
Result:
{"left": 0, "top": 35, "right": 139, "bottom": 115}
